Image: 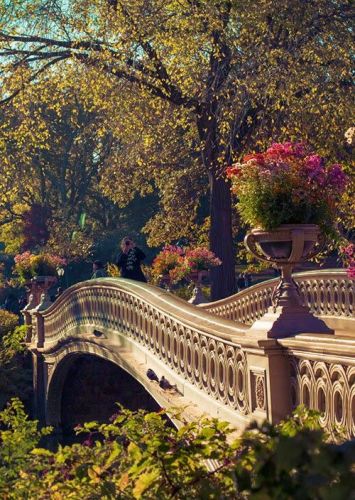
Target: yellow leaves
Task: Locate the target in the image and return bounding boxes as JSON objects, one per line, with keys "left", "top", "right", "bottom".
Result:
{"left": 133, "top": 469, "right": 160, "bottom": 498}
{"left": 118, "top": 472, "right": 130, "bottom": 490}
{"left": 87, "top": 465, "right": 103, "bottom": 483}
{"left": 0, "top": 0, "right": 352, "bottom": 254}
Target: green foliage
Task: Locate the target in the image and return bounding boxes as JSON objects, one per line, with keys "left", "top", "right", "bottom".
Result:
{"left": 0, "top": 401, "right": 353, "bottom": 499}
{"left": 235, "top": 406, "right": 355, "bottom": 498}
{"left": 1, "top": 325, "right": 28, "bottom": 361}
{"left": 0, "top": 309, "right": 18, "bottom": 339}
{"left": 0, "top": 398, "right": 52, "bottom": 490}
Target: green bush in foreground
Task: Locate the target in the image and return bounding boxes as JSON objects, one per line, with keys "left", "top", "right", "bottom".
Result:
{"left": 0, "top": 400, "right": 353, "bottom": 499}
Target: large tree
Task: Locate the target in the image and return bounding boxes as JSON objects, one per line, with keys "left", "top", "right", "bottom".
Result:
{"left": 0, "top": 74, "right": 122, "bottom": 258}
{"left": 0, "top": 0, "right": 352, "bottom": 298}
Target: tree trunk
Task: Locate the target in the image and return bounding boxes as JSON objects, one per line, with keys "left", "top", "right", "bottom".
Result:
{"left": 209, "top": 171, "right": 235, "bottom": 300}
{"left": 196, "top": 104, "right": 236, "bottom": 301}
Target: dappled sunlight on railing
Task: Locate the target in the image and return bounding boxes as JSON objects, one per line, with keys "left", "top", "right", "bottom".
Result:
{"left": 201, "top": 269, "right": 354, "bottom": 326}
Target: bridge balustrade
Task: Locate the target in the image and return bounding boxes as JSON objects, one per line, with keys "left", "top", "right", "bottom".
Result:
{"left": 26, "top": 270, "right": 354, "bottom": 439}
{"left": 200, "top": 269, "right": 354, "bottom": 328}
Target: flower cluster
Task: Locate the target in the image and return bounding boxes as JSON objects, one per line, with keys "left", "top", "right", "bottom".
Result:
{"left": 185, "top": 247, "right": 222, "bottom": 272}
{"left": 339, "top": 244, "right": 355, "bottom": 279}
{"left": 227, "top": 142, "right": 348, "bottom": 234}
{"left": 151, "top": 246, "right": 185, "bottom": 284}
{"left": 14, "top": 252, "right": 67, "bottom": 283}
{"left": 151, "top": 245, "right": 221, "bottom": 284}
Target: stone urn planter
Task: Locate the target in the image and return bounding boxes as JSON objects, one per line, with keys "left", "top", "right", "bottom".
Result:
{"left": 188, "top": 270, "right": 209, "bottom": 305}
{"left": 244, "top": 224, "right": 333, "bottom": 337}
{"left": 28, "top": 275, "right": 58, "bottom": 311}
{"left": 160, "top": 275, "right": 172, "bottom": 292}
{"left": 22, "top": 275, "right": 58, "bottom": 343}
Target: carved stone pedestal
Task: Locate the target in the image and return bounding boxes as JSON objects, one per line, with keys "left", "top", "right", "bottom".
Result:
{"left": 245, "top": 224, "right": 333, "bottom": 338}
{"left": 188, "top": 270, "right": 209, "bottom": 305}
{"left": 22, "top": 275, "right": 57, "bottom": 345}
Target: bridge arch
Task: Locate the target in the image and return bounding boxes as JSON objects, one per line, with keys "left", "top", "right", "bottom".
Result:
{"left": 45, "top": 340, "right": 163, "bottom": 431}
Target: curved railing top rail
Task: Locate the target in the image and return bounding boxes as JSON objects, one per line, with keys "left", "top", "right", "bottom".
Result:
{"left": 199, "top": 268, "right": 353, "bottom": 327}
{"left": 200, "top": 269, "right": 349, "bottom": 310}
{"left": 42, "top": 278, "right": 278, "bottom": 346}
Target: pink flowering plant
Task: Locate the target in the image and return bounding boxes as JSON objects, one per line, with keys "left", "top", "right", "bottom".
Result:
{"left": 185, "top": 247, "right": 222, "bottom": 272}
{"left": 226, "top": 142, "right": 348, "bottom": 236}
{"left": 151, "top": 245, "right": 185, "bottom": 284}
{"left": 151, "top": 245, "right": 221, "bottom": 285}
{"left": 14, "top": 252, "right": 67, "bottom": 283}
{"left": 339, "top": 244, "right": 355, "bottom": 279}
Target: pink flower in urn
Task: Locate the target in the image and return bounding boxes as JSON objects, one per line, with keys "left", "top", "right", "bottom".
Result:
{"left": 302, "top": 160, "right": 326, "bottom": 186}
{"left": 266, "top": 142, "right": 293, "bottom": 156}
{"left": 226, "top": 164, "right": 243, "bottom": 178}
{"left": 185, "top": 247, "right": 222, "bottom": 271}
{"left": 305, "top": 154, "right": 324, "bottom": 170}
{"left": 340, "top": 243, "right": 355, "bottom": 279}
{"left": 227, "top": 140, "right": 349, "bottom": 237}
{"left": 163, "top": 245, "right": 184, "bottom": 256}
{"left": 342, "top": 244, "right": 354, "bottom": 257}
{"left": 266, "top": 141, "right": 306, "bottom": 158}
{"left": 14, "top": 251, "right": 32, "bottom": 265}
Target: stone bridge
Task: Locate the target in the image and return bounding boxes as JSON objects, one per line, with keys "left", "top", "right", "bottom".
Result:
{"left": 25, "top": 269, "right": 354, "bottom": 439}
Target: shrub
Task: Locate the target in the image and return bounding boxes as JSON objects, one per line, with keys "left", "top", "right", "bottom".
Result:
{"left": 1, "top": 325, "right": 29, "bottom": 361}
{"left": 0, "top": 318, "right": 31, "bottom": 412}
{"left": 0, "top": 401, "right": 353, "bottom": 499}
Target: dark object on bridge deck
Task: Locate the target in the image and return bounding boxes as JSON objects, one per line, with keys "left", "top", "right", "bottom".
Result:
{"left": 146, "top": 368, "right": 159, "bottom": 382}
{"left": 159, "top": 376, "right": 176, "bottom": 391}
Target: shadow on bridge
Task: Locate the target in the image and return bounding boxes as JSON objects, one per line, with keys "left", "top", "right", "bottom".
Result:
{"left": 48, "top": 353, "right": 162, "bottom": 445}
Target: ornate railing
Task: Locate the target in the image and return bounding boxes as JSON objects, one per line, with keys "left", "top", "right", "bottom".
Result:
{"left": 200, "top": 269, "right": 354, "bottom": 325}
{"left": 38, "top": 279, "right": 262, "bottom": 419}
{"left": 28, "top": 276, "right": 354, "bottom": 437}
{"left": 280, "top": 336, "right": 355, "bottom": 439}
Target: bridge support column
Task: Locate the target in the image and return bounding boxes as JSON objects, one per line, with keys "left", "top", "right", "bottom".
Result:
{"left": 247, "top": 345, "right": 292, "bottom": 425}
{"left": 32, "top": 351, "right": 46, "bottom": 426}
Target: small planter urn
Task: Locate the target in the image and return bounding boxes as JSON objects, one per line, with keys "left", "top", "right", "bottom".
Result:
{"left": 188, "top": 270, "right": 209, "bottom": 305}
{"left": 30, "top": 275, "right": 57, "bottom": 311}
{"left": 160, "top": 275, "right": 172, "bottom": 292}
{"left": 244, "top": 224, "right": 333, "bottom": 337}
{"left": 22, "top": 275, "right": 57, "bottom": 344}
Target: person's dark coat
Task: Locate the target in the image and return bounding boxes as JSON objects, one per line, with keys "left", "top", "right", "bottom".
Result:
{"left": 116, "top": 247, "right": 147, "bottom": 282}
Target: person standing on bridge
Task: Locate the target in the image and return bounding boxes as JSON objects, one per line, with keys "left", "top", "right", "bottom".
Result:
{"left": 91, "top": 260, "right": 108, "bottom": 279}
{"left": 116, "top": 237, "right": 147, "bottom": 283}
